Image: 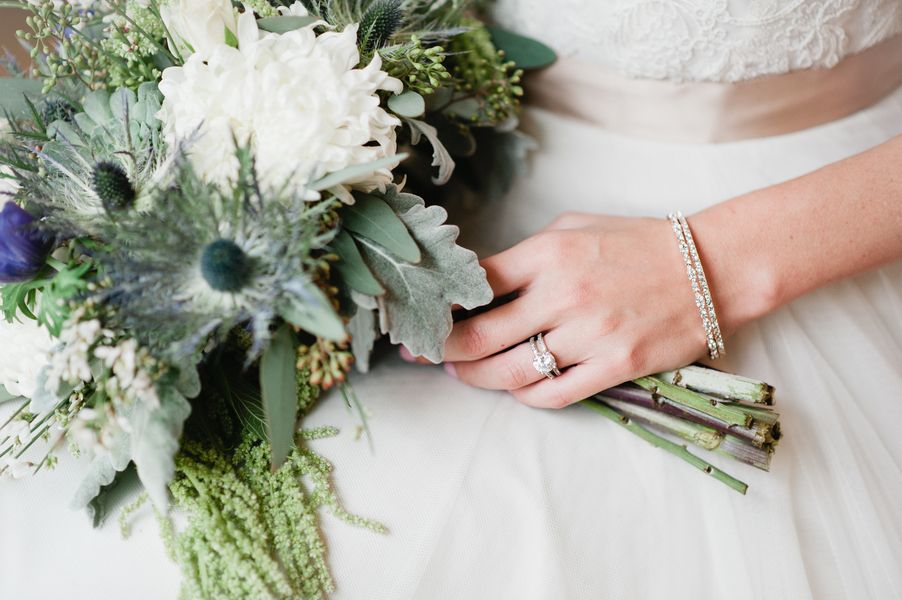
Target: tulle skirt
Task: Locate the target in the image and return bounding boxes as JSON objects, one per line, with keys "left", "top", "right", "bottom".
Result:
{"left": 3, "top": 88, "right": 902, "bottom": 599}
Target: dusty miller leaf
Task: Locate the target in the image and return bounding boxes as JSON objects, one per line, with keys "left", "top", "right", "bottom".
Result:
{"left": 357, "top": 187, "right": 492, "bottom": 363}
{"left": 348, "top": 292, "right": 379, "bottom": 373}
{"left": 127, "top": 384, "right": 192, "bottom": 508}
{"left": 406, "top": 118, "right": 456, "bottom": 185}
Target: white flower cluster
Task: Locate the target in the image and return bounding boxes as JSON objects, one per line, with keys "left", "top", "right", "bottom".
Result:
{"left": 0, "top": 317, "right": 54, "bottom": 398}
{"left": 43, "top": 312, "right": 161, "bottom": 456}
{"left": 157, "top": 1, "right": 403, "bottom": 201}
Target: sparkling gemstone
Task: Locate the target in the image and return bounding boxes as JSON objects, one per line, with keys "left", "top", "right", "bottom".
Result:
{"left": 533, "top": 352, "right": 557, "bottom": 374}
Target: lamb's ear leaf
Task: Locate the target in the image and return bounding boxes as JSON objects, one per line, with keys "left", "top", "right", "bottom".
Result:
{"left": 85, "top": 464, "right": 143, "bottom": 529}
{"left": 340, "top": 193, "right": 421, "bottom": 263}
{"left": 487, "top": 26, "right": 557, "bottom": 70}
{"left": 0, "top": 77, "right": 43, "bottom": 118}
{"left": 331, "top": 229, "right": 386, "bottom": 296}
{"left": 260, "top": 324, "right": 299, "bottom": 469}
{"left": 406, "top": 118, "right": 456, "bottom": 185}
{"left": 128, "top": 384, "right": 192, "bottom": 509}
{"left": 356, "top": 187, "right": 493, "bottom": 363}
{"left": 256, "top": 15, "right": 319, "bottom": 33}
{"left": 348, "top": 292, "right": 380, "bottom": 373}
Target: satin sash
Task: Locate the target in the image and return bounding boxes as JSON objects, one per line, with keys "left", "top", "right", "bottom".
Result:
{"left": 526, "top": 35, "right": 902, "bottom": 143}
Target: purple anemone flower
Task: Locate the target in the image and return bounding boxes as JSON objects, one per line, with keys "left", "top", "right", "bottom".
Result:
{"left": 0, "top": 202, "right": 51, "bottom": 283}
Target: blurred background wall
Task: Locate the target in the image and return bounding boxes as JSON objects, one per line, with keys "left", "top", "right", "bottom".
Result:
{"left": 1, "top": 8, "right": 30, "bottom": 74}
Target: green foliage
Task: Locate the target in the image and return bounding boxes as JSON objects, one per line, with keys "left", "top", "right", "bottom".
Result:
{"left": 329, "top": 229, "right": 385, "bottom": 296}
{"left": 487, "top": 26, "right": 557, "bottom": 70}
{"left": 0, "top": 77, "right": 45, "bottom": 119}
{"left": 18, "top": 0, "right": 114, "bottom": 93}
{"left": 446, "top": 20, "right": 524, "bottom": 125}
{"left": 165, "top": 431, "right": 383, "bottom": 600}
{"left": 102, "top": 0, "right": 171, "bottom": 89}
{"left": 257, "top": 15, "right": 320, "bottom": 33}
{"left": 351, "top": 186, "right": 493, "bottom": 363}
{"left": 388, "top": 89, "right": 426, "bottom": 117}
{"left": 339, "top": 193, "right": 421, "bottom": 263}
{"left": 260, "top": 324, "right": 300, "bottom": 469}
{"left": 379, "top": 35, "right": 452, "bottom": 96}
{"left": 25, "top": 83, "right": 164, "bottom": 234}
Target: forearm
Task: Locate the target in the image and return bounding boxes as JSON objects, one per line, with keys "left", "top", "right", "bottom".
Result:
{"left": 691, "top": 134, "right": 902, "bottom": 333}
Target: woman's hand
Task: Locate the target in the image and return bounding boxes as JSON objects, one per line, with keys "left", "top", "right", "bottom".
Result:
{"left": 434, "top": 212, "right": 765, "bottom": 409}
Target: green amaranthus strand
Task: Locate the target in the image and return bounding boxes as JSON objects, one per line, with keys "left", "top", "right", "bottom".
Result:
{"left": 160, "top": 428, "right": 384, "bottom": 600}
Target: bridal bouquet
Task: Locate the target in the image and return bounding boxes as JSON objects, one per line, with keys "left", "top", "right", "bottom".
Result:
{"left": 0, "top": 0, "right": 777, "bottom": 596}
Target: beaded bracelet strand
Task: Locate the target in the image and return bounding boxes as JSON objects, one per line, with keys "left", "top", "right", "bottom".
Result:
{"left": 667, "top": 211, "right": 725, "bottom": 360}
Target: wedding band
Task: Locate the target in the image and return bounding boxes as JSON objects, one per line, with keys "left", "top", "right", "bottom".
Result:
{"left": 529, "top": 333, "right": 561, "bottom": 379}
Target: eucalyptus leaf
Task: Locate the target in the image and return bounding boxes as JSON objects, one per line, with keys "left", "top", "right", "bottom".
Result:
{"left": 406, "top": 118, "right": 456, "bottom": 185}
{"left": 388, "top": 90, "right": 426, "bottom": 118}
{"left": 309, "top": 154, "right": 407, "bottom": 191}
{"left": 357, "top": 187, "right": 493, "bottom": 363}
{"left": 331, "top": 229, "right": 385, "bottom": 296}
{"left": 260, "top": 324, "right": 299, "bottom": 469}
{"left": 0, "top": 78, "right": 43, "bottom": 118}
{"left": 487, "top": 26, "right": 557, "bottom": 70}
{"left": 443, "top": 98, "right": 481, "bottom": 121}
{"left": 257, "top": 15, "right": 319, "bottom": 33}
{"left": 340, "top": 193, "right": 421, "bottom": 263}
{"left": 279, "top": 281, "right": 347, "bottom": 341}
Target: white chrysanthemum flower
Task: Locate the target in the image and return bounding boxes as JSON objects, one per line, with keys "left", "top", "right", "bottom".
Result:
{"left": 0, "top": 317, "right": 54, "bottom": 398}
{"left": 157, "top": 5, "right": 403, "bottom": 201}
{"left": 159, "top": 0, "right": 239, "bottom": 60}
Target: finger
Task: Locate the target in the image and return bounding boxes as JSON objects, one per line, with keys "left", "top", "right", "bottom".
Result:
{"left": 511, "top": 361, "right": 629, "bottom": 410}
{"left": 481, "top": 242, "right": 539, "bottom": 298}
{"left": 444, "top": 293, "right": 553, "bottom": 362}
{"left": 451, "top": 327, "right": 584, "bottom": 391}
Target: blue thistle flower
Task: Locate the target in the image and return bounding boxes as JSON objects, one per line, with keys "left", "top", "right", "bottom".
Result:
{"left": 0, "top": 202, "right": 51, "bottom": 283}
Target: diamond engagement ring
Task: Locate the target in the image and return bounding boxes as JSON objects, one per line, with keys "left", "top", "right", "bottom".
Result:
{"left": 529, "top": 333, "right": 561, "bottom": 379}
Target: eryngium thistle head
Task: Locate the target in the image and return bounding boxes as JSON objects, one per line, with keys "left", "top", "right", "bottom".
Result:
{"left": 201, "top": 239, "right": 253, "bottom": 292}
{"left": 0, "top": 202, "right": 51, "bottom": 283}
{"left": 39, "top": 98, "right": 76, "bottom": 125}
{"left": 92, "top": 162, "right": 136, "bottom": 212}
{"left": 358, "top": 0, "right": 403, "bottom": 52}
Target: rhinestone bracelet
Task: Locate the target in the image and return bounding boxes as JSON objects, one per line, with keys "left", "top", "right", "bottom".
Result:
{"left": 667, "top": 211, "right": 725, "bottom": 360}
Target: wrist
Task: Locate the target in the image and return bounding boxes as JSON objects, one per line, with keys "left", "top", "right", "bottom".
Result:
{"left": 686, "top": 202, "right": 785, "bottom": 335}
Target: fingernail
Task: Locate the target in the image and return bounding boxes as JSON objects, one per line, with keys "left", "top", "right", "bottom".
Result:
{"left": 444, "top": 362, "right": 458, "bottom": 379}
{"left": 399, "top": 346, "right": 416, "bottom": 363}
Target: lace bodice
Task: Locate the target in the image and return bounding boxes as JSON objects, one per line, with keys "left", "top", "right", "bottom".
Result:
{"left": 492, "top": 0, "right": 902, "bottom": 83}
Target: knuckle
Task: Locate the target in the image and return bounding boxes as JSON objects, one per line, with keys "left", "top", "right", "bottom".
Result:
{"left": 611, "top": 342, "right": 643, "bottom": 379}
{"left": 594, "top": 310, "right": 622, "bottom": 337}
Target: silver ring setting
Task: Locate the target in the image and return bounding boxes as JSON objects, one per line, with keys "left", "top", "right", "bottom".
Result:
{"left": 530, "top": 333, "right": 561, "bottom": 380}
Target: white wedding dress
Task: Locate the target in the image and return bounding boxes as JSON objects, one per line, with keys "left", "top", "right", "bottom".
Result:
{"left": 4, "top": 2, "right": 902, "bottom": 599}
